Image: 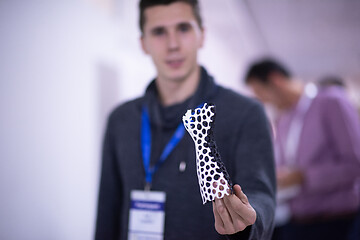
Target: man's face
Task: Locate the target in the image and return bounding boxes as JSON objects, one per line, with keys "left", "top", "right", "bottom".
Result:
{"left": 141, "top": 2, "right": 204, "bottom": 83}
{"left": 248, "top": 79, "right": 282, "bottom": 108}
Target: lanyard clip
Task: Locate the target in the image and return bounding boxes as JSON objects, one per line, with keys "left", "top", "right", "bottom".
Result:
{"left": 144, "top": 182, "right": 151, "bottom": 191}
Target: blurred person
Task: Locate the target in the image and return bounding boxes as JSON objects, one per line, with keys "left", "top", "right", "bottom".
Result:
{"left": 318, "top": 75, "right": 346, "bottom": 88}
{"left": 318, "top": 75, "right": 360, "bottom": 117}
{"left": 95, "top": 1, "right": 276, "bottom": 239}
{"left": 244, "top": 58, "right": 360, "bottom": 240}
{"left": 318, "top": 75, "right": 360, "bottom": 240}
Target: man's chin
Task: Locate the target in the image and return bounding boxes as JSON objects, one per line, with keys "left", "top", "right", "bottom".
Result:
{"left": 164, "top": 70, "right": 188, "bottom": 83}
{"left": 168, "top": 76, "right": 187, "bottom": 83}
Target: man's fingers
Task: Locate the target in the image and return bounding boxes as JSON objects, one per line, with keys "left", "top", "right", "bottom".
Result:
{"left": 213, "top": 185, "right": 257, "bottom": 235}
{"left": 212, "top": 201, "right": 226, "bottom": 234}
{"left": 233, "top": 184, "right": 249, "bottom": 204}
{"left": 223, "top": 195, "right": 248, "bottom": 231}
{"left": 228, "top": 185, "right": 257, "bottom": 225}
{"left": 213, "top": 198, "right": 236, "bottom": 234}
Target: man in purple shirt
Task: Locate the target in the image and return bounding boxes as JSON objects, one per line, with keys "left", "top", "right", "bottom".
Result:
{"left": 244, "top": 58, "right": 360, "bottom": 240}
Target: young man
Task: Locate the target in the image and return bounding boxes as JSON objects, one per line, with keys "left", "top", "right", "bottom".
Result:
{"left": 95, "top": 1, "right": 276, "bottom": 239}
{"left": 245, "top": 59, "right": 360, "bottom": 240}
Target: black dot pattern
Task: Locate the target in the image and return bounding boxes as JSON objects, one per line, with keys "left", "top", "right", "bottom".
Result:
{"left": 182, "top": 103, "right": 233, "bottom": 204}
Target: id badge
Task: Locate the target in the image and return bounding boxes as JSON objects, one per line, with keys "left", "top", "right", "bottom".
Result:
{"left": 128, "top": 190, "right": 166, "bottom": 240}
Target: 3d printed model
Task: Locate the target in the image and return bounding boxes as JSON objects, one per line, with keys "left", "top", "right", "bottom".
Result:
{"left": 182, "top": 103, "right": 233, "bottom": 204}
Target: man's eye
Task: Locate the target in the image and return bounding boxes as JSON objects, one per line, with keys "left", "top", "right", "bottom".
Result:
{"left": 152, "top": 28, "right": 165, "bottom": 36}
{"left": 178, "top": 23, "right": 191, "bottom": 33}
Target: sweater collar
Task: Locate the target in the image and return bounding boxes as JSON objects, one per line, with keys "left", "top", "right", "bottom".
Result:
{"left": 144, "top": 66, "right": 218, "bottom": 129}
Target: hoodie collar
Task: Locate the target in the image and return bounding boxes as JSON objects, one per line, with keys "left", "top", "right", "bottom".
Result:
{"left": 143, "top": 66, "right": 219, "bottom": 129}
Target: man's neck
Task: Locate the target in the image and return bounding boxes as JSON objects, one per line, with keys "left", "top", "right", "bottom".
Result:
{"left": 156, "top": 66, "right": 201, "bottom": 106}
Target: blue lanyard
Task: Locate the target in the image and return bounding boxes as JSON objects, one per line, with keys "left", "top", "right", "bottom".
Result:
{"left": 141, "top": 106, "right": 185, "bottom": 189}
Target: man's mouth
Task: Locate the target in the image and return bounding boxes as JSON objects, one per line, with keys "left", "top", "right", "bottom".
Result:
{"left": 166, "top": 59, "right": 184, "bottom": 69}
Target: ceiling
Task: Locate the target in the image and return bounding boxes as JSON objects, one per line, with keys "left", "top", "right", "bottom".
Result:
{"left": 198, "top": 0, "right": 360, "bottom": 83}
{"left": 247, "top": 1, "right": 359, "bottom": 81}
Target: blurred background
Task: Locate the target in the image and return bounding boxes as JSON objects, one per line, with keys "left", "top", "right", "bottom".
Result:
{"left": 0, "top": 0, "right": 359, "bottom": 239}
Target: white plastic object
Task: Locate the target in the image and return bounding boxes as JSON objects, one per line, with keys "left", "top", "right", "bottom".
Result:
{"left": 182, "top": 103, "right": 232, "bottom": 204}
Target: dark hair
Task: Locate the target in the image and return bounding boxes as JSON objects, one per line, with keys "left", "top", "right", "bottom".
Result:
{"left": 139, "top": 0, "right": 203, "bottom": 34}
{"left": 245, "top": 58, "right": 292, "bottom": 84}
{"left": 318, "top": 75, "right": 345, "bottom": 88}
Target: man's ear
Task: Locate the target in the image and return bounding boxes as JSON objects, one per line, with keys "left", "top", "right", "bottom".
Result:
{"left": 140, "top": 35, "right": 149, "bottom": 54}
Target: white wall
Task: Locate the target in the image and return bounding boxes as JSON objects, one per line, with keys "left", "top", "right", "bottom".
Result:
{"left": 0, "top": 1, "right": 121, "bottom": 239}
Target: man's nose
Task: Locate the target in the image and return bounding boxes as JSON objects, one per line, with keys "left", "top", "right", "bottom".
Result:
{"left": 167, "top": 31, "right": 180, "bottom": 51}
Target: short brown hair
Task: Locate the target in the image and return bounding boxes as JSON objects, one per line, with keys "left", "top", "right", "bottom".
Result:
{"left": 139, "top": 0, "right": 203, "bottom": 34}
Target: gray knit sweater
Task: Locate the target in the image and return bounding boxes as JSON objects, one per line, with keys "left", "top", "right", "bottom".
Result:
{"left": 95, "top": 67, "right": 276, "bottom": 240}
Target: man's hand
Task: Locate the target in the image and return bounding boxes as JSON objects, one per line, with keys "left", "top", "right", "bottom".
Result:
{"left": 277, "top": 167, "right": 304, "bottom": 190}
{"left": 212, "top": 184, "right": 256, "bottom": 235}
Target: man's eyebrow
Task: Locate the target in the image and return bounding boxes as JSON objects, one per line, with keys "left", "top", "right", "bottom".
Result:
{"left": 177, "top": 21, "right": 192, "bottom": 26}
{"left": 150, "top": 26, "right": 165, "bottom": 34}
{"left": 177, "top": 21, "right": 194, "bottom": 27}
